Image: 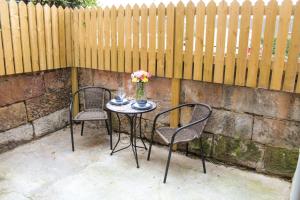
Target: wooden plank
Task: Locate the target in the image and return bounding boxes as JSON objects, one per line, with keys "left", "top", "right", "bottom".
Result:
{"left": 224, "top": 0, "right": 239, "bottom": 84}
{"left": 258, "top": 0, "right": 278, "bottom": 88}
{"left": 58, "top": 6, "right": 66, "bottom": 68}
{"left": 157, "top": 3, "right": 166, "bottom": 77}
{"left": 132, "top": 4, "right": 139, "bottom": 72}
{"left": 246, "top": 0, "right": 264, "bottom": 87}
{"left": 170, "top": 78, "right": 181, "bottom": 128}
{"left": 203, "top": 1, "right": 216, "bottom": 82}
{"left": 111, "top": 6, "right": 117, "bottom": 71}
{"left": 104, "top": 7, "right": 110, "bottom": 70}
{"left": 193, "top": 1, "right": 205, "bottom": 81}
{"left": 0, "top": 28, "right": 5, "bottom": 75}
{"left": 270, "top": 0, "right": 293, "bottom": 90}
{"left": 44, "top": 4, "right": 53, "bottom": 69}
{"left": 97, "top": 8, "right": 104, "bottom": 70}
{"left": 85, "top": 8, "right": 91, "bottom": 68}
{"left": 125, "top": 5, "right": 132, "bottom": 73}
{"left": 10, "top": 0, "right": 23, "bottom": 73}
{"left": 173, "top": 1, "right": 184, "bottom": 79}
{"left": 79, "top": 8, "right": 85, "bottom": 68}
{"left": 65, "top": 7, "right": 72, "bottom": 67}
{"left": 51, "top": 5, "right": 60, "bottom": 68}
{"left": 28, "top": 2, "right": 39, "bottom": 72}
{"left": 73, "top": 9, "right": 79, "bottom": 68}
{"left": 183, "top": 1, "right": 195, "bottom": 80}
{"left": 165, "top": 3, "right": 175, "bottom": 78}
{"left": 117, "top": 6, "right": 124, "bottom": 72}
{"left": 90, "top": 8, "right": 98, "bottom": 69}
{"left": 148, "top": 3, "right": 156, "bottom": 75}
{"left": 283, "top": 2, "right": 300, "bottom": 92}
{"left": 235, "top": 0, "right": 251, "bottom": 86}
{"left": 0, "top": 0, "right": 14, "bottom": 74}
{"left": 36, "top": 3, "right": 46, "bottom": 70}
{"left": 213, "top": 1, "right": 227, "bottom": 83}
{"left": 140, "top": 4, "right": 148, "bottom": 71}
{"left": 19, "top": 1, "right": 32, "bottom": 73}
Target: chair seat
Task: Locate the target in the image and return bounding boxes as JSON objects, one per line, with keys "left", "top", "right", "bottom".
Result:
{"left": 74, "top": 110, "right": 108, "bottom": 121}
{"left": 156, "top": 127, "right": 198, "bottom": 144}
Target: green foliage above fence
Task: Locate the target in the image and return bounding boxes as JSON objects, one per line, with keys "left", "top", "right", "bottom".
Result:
{"left": 31, "top": 0, "right": 96, "bottom": 8}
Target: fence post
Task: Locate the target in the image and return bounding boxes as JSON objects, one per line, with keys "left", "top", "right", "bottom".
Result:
{"left": 71, "top": 67, "right": 79, "bottom": 117}
{"left": 170, "top": 78, "right": 181, "bottom": 151}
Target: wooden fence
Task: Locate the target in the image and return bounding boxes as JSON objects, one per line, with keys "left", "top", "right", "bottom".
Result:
{"left": 0, "top": 0, "right": 300, "bottom": 93}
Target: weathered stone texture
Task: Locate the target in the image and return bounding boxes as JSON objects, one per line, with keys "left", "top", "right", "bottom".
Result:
{"left": 205, "top": 109, "right": 253, "bottom": 140}
{"left": 78, "top": 68, "right": 94, "bottom": 87}
{"left": 94, "top": 70, "right": 121, "bottom": 90}
{"left": 0, "top": 74, "right": 45, "bottom": 107}
{"left": 33, "top": 108, "right": 69, "bottom": 137}
{"left": 252, "top": 117, "right": 300, "bottom": 149}
{"left": 0, "top": 102, "right": 27, "bottom": 131}
{"left": 264, "top": 146, "right": 299, "bottom": 177}
{"left": 44, "top": 69, "right": 71, "bottom": 92}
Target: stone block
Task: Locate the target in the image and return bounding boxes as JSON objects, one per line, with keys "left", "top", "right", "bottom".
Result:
{"left": 181, "top": 80, "right": 223, "bottom": 108}
{"left": 0, "top": 102, "right": 27, "bottom": 131}
{"left": 252, "top": 117, "right": 300, "bottom": 149}
{"left": 146, "top": 77, "right": 172, "bottom": 101}
{"left": 78, "top": 68, "right": 94, "bottom": 87}
{"left": 94, "top": 70, "right": 120, "bottom": 90}
{"left": 26, "top": 90, "right": 69, "bottom": 121}
{"left": 289, "top": 95, "right": 300, "bottom": 122}
{"left": 44, "top": 69, "right": 71, "bottom": 92}
{"left": 33, "top": 108, "right": 69, "bottom": 137}
{"left": 0, "top": 124, "right": 33, "bottom": 153}
{"left": 264, "top": 146, "right": 298, "bottom": 177}
{"left": 0, "top": 73, "right": 45, "bottom": 107}
{"left": 213, "top": 135, "right": 264, "bottom": 169}
{"left": 189, "top": 133, "right": 214, "bottom": 157}
{"left": 205, "top": 109, "right": 253, "bottom": 140}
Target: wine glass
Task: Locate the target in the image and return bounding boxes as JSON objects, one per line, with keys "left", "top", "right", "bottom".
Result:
{"left": 117, "top": 87, "right": 126, "bottom": 101}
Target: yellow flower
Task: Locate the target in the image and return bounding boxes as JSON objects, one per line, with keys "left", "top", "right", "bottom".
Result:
{"left": 142, "top": 77, "right": 148, "bottom": 83}
{"left": 132, "top": 77, "right": 138, "bottom": 82}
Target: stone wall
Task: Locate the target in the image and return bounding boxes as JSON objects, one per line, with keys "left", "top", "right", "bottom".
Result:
{"left": 0, "top": 69, "right": 71, "bottom": 153}
{"left": 79, "top": 69, "right": 300, "bottom": 178}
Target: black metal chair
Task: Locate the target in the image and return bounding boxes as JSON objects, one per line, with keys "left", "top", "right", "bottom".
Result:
{"left": 69, "top": 86, "right": 112, "bottom": 151}
{"left": 147, "top": 103, "right": 212, "bottom": 183}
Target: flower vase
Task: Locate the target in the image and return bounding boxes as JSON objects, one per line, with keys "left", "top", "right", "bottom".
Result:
{"left": 136, "top": 82, "right": 147, "bottom": 107}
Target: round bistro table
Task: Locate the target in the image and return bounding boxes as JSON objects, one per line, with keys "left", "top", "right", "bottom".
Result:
{"left": 105, "top": 100, "right": 157, "bottom": 168}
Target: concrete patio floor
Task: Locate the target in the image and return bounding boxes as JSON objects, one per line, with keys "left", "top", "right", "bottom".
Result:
{"left": 0, "top": 125, "right": 291, "bottom": 200}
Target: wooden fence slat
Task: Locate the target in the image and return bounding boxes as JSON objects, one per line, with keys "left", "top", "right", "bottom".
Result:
{"left": 235, "top": 0, "right": 251, "bottom": 86}
{"left": 246, "top": 0, "right": 264, "bottom": 87}
{"left": 213, "top": 1, "right": 227, "bottom": 83}
{"left": 140, "top": 4, "right": 148, "bottom": 71}
{"left": 65, "top": 7, "right": 72, "bottom": 67}
{"left": 157, "top": 3, "right": 166, "bottom": 77}
{"left": 183, "top": 1, "right": 195, "bottom": 80}
{"left": 90, "top": 8, "right": 97, "bottom": 69}
{"left": 0, "top": 27, "right": 5, "bottom": 75}
{"left": 28, "top": 2, "right": 39, "bottom": 71}
{"left": 193, "top": 1, "right": 205, "bottom": 81}
{"left": 148, "top": 3, "right": 156, "bottom": 75}
{"left": 79, "top": 8, "right": 85, "bottom": 68}
{"left": 73, "top": 9, "right": 79, "bottom": 68}
{"left": 283, "top": 2, "right": 300, "bottom": 92}
{"left": 224, "top": 0, "right": 239, "bottom": 84}
{"left": 165, "top": 3, "right": 175, "bottom": 78}
{"left": 173, "top": 2, "right": 184, "bottom": 79}
{"left": 10, "top": 0, "right": 23, "bottom": 73}
{"left": 58, "top": 6, "right": 66, "bottom": 68}
{"left": 97, "top": 8, "right": 104, "bottom": 70}
{"left": 36, "top": 3, "right": 46, "bottom": 70}
{"left": 44, "top": 4, "right": 53, "bottom": 69}
{"left": 111, "top": 6, "right": 117, "bottom": 71}
{"left": 125, "top": 5, "right": 132, "bottom": 73}
{"left": 270, "top": 0, "right": 293, "bottom": 90}
{"left": 132, "top": 4, "right": 139, "bottom": 72}
{"left": 51, "top": 6, "right": 60, "bottom": 68}
{"left": 85, "top": 8, "right": 91, "bottom": 68}
{"left": 104, "top": 7, "right": 110, "bottom": 70}
{"left": 203, "top": 1, "right": 216, "bottom": 82}
{"left": 19, "top": 1, "right": 31, "bottom": 73}
{"left": 117, "top": 6, "right": 124, "bottom": 72}
{"left": 258, "top": 0, "right": 278, "bottom": 88}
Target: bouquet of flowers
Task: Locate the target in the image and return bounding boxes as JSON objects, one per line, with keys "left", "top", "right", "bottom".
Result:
{"left": 131, "top": 70, "right": 151, "bottom": 83}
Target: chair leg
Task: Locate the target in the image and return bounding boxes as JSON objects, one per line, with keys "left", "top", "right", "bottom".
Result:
{"left": 105, "top": 119, "right": 112, "bottom": 150}
{"left": 186, "top": 143, "right": 189, "bottom": 156}
{"left": 200, "top": 137, "right": 206, "bottom": 174}
{"left": 147, "top": 129, "right": 155, "bottom": 161}
{"left": 80, "top": 121, "right": 85, "bottom": 136}
{"left": 163, "top": 144, "right": 174, "bottom": 183}
{"left": 70, "top": 121, "right": 75, "bottom": 152}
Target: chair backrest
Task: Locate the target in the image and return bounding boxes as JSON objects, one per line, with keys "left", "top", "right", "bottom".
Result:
{"left": 77, "top": 87, "right": 111, "bottom": 111}
{"left": 187, "top": 104, "right": 212, "bottom": 138}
